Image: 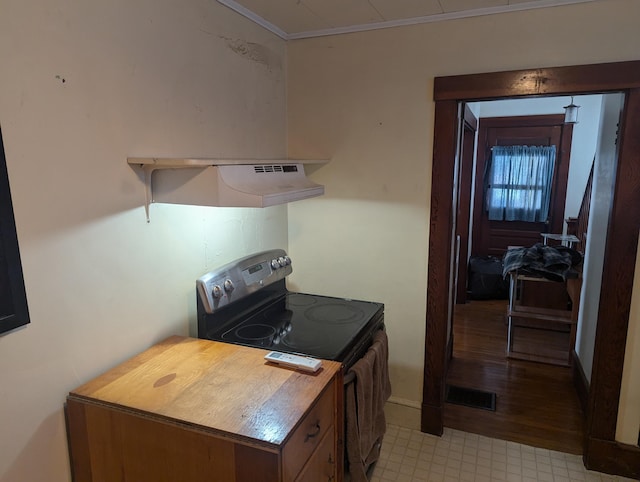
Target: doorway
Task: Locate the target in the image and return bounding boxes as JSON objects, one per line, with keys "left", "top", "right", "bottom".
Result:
{"left": 421, "top": 61, "right": 640, "bottom": 476}
{"left": 448, "top": 96, "right": 597, "bottom": 454}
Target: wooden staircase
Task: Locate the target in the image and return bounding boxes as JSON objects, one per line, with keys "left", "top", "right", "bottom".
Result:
{"left": 565, "top": 158, "right": 594, "bottom": 255}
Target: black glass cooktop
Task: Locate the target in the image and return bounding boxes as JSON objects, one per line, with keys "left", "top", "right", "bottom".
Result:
{"left": 204, "top": 292, "right": 384, "bottom": 361}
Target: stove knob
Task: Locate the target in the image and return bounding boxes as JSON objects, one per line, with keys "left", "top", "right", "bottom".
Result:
{"left": 211, "top": 285, "right": 222, "bottom": 299}
{"left": 283, "top": 256, "right": 291, "bottom": 266}
{"left": 271, "top": 259, "right": 280, "bottom": 269}
{"left": 224, "top": 279, "right": 235, "bottom": 292}
{"left": 278, "top": 256, "right": 287, "bottom": 267}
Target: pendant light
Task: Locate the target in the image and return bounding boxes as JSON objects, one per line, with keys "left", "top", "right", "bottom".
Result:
{"left": 564, "top": 96, "right": 580, "bottom": 124}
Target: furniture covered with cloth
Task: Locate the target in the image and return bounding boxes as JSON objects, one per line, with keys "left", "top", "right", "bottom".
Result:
{"left": 503, "top": 244, "right": 583, "bottom": 366}
{"left": 345, "top": 330, "right": 392, "bottom": 482}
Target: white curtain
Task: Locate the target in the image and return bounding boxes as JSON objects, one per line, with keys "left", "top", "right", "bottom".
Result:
{"left": 486, "top": 145, "right": 556, "bottom": 222}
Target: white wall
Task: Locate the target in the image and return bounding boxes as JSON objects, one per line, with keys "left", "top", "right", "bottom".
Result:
{"left": 287, "top": 0, "right": 640, "bottom": 428}
{"left": 576, "top": 93, "right": 625, "bottom": 380}
{"left": 0, "top": 1, "right": 288, "bottom": 481}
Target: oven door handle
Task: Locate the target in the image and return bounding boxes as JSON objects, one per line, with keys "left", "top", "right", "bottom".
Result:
{"left": 344, "top": 370, "right": 356, "bottom": 386}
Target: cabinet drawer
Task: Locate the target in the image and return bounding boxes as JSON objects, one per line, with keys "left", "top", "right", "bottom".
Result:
{"left": 282, "top": 380, "right": 335, "bottom": 482}
{"left": 295, "top": 427, "right": 336, "bottom": 482}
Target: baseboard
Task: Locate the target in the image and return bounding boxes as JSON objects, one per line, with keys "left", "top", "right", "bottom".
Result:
{"left": 384, "top": 397, "right": 422, "bottom": 431}
{"left": 571, "top": 349, "right": 589, "bottom": 413}
{"left": 385, "top": 397, "right": 446, "bottom": 437}
{"left": 585, "top": 436, "right": 640, "bottom": 479}
{"left": 576, "top": 351, "right": 639, "bottom": 480}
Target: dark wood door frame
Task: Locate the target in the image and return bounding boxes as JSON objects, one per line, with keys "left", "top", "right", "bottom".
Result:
{"left": 422, "top": 60, "right": 640, "bottom": 478}
{"left": 454, "top": 105, "right": 477, "bottom": 304}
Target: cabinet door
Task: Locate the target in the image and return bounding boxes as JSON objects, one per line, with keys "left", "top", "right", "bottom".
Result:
{"left": 295, "top": 428, "right": 336, "bottom": 482}
{"left": 282, "top": 382, "right": 335, "bottom": 481}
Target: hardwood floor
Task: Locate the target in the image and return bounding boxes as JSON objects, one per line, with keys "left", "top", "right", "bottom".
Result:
{"left": 444, "top": 299, "right": 584, "bottom": 455}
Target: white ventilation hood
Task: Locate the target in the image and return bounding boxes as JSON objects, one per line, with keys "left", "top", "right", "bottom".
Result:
{"left": 127, "top": 158, "right": 327, "bottom": 221}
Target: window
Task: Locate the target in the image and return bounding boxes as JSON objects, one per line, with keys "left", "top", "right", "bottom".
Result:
{"left": 485, "top": 145, "right": 556, "bottom": 222}
{"left": 0, "top": 127, "right": 30, "bottom": 334}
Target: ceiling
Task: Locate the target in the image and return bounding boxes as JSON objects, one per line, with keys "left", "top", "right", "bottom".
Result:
{"left": 217, "top": 0, "right": 598, "bottom": 39}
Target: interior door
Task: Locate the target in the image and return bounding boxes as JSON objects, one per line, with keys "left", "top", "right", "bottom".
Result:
{"left": 471, "top": 115, "right": 573, "bottom": 257}
{"left": 454, "top": 105, "right": 478, "bottom": 304}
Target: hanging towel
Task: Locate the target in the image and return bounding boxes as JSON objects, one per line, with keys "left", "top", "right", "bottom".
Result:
{"left": 345, "top": 330, "right": 392, "bottom": 482}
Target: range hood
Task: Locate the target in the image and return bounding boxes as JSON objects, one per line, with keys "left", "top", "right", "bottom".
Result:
{"left": 127, "top": 158, "right": 327, "bottom": 221}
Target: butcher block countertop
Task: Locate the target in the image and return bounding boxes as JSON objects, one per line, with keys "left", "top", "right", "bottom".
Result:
{"left": 68, "top": 335, "right": 342, "bottom": 447}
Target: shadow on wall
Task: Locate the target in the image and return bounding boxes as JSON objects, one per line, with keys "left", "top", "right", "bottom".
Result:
{"left": 1, "top": 410, "right": 69, "bottom": 482}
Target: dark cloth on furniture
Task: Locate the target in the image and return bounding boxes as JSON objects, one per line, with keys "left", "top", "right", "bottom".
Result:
{"left": 502, "top": 243, "right": 582, "bottom": 282}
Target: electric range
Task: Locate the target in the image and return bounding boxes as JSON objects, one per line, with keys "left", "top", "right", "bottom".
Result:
{"left": 196, "top": 249, "right": 384, "bottom": 369}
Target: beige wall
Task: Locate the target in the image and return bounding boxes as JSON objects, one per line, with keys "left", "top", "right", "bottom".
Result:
{"left": 0, "top": 0, "right": 288, "bottom": 480}
{"left": 2, "top": 1, "right": 640, "bottom": 480}
{"left": 618, "top": 234, "right": 640, "bottom": 444}
{"left": 287, "top": 0, "right": 640, "bottom": 427}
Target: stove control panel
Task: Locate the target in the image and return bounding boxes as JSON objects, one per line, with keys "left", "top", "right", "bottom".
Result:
{"left": 211, "top": 285, "right": 223, "bottom": 299}
{"left": 270, "top": 255, "right": 290, "bottom": 270}
{"left": 197, "top": 249, "right": 293, "bottom": 313}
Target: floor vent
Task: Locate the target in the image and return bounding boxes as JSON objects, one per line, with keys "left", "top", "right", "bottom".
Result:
{"left": 445, "top": 385, "right": 496, "bottom": 411}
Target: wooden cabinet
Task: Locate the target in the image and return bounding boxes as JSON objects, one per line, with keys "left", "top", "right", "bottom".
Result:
{"left": 66, "top": 336, "right": 343, "bottom": 482}
{"left": 282, "top": 383, "right": 336, "bottom": 481}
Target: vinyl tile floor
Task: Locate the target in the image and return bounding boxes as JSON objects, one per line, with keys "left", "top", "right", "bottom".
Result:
{"left": 365, "top": 425, "right": 637, "bottom": 482}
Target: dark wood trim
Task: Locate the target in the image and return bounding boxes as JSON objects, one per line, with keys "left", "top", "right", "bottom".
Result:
{"left": 422, "top": 100, "right": 458, "bottom": 436}
{"left": 586, "top": 88, "right": 640, "bottom": 442}
{"left": 421, "top": 403, "right": 444, "bottom": 436}
{"left": 434, "top": 60, "right": 640, "bottom": 101}
{"left": 455, "top": 104, "right": 477, "bottom": 304}
{"left": 584, "top": 437, "right": 640, "bottom": 479}
{"left": 571, "top": 349, "right": 589, "bottom": 414}
{"left": 477, "top": 114, "right": 566, "bottom": 127}
{"left": 463, "top": 103, "right": 478, "bottom": 130}
{"left": 425, "top": 60, "right": 640, "bottom": 479}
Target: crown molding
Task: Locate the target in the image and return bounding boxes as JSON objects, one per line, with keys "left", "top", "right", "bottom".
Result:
{"left": 217, "top": 0, "right": 598, "bottom": 40}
